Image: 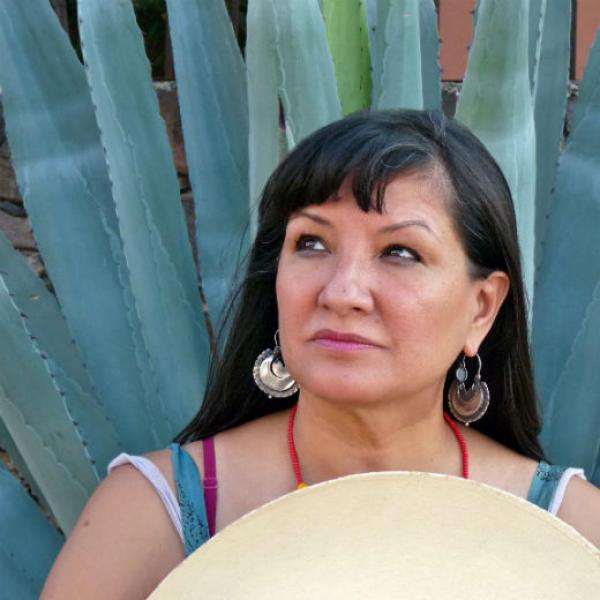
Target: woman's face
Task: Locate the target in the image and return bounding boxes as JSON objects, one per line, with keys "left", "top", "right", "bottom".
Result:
{"left": 276, "top": 168, "right": 499, "bottom": 407}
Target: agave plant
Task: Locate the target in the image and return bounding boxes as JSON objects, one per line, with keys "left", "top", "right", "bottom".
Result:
{"left": 0, "top": 0, "right": 598, "bottom": 596}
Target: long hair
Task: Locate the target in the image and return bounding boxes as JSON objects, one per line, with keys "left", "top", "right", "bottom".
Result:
{"left": 175, "top": 109, "right": 545, "bottom": 461}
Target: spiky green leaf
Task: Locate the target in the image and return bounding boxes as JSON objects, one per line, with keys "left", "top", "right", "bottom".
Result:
{"left": 0, "top": 464, "right": 63, "bottom": 599}
{"left": 0, "top": 417, "right": 47, "bottom": 509}
{"left": 533, "top": 34, "right": 600, "bottom": 478}
{"left": 532, "top": 0, "right": 571, "bottom": 273}
{"left": 270, "top": 0, "right": 342, "bottom": 146}
{"left": 246, "top": 0, "right": 281, "bottom": 226}
{"left": 0, "top": 0, "right": 171, "bottom": 452}
{"left": 0, "top": 231, "right": 121, "bottom": 480}
{"left": 571, "top": 33, "right": 600, "bottom": 139}
{"left": 376, "top": 0, "right": 424, "bottom": 109}
{"left": 456, "top": 0, "right": 536, "bottom": 303}
{"left": 418, "top": 0, "right": 441, "bottom": 110}
{"left": 246, "top": 0, "right": 341, "bottom": 231}
{"left": 165, "top": 0, "right": 249, "bottom": 326}
{"left": 0, "top": 289, "right": 94, "bottom": 532}
{"left": 323, "top": 0, "right": 372, "bottom": 114}
{"left": 78, "top": 0, "right": 210, "bottom": 431}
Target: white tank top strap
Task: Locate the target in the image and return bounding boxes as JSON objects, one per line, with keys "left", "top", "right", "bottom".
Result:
{"left": 548, "top": 467, "right": 586, "bottom": 516}
{"left": 107, "top": 453, "right": 184, "bottom": 543}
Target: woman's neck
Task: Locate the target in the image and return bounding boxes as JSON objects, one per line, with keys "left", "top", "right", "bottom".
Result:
{"left": 291, "top": 391, "right": 463, "bottom": 483}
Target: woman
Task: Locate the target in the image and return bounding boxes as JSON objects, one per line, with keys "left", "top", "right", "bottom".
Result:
{"left": 41, "top": 110, "right": 600, "bottom": 599}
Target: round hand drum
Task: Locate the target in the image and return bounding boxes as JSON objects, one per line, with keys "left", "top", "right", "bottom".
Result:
{"left": 149, "top": 472, "right": 600, "bottom": 599}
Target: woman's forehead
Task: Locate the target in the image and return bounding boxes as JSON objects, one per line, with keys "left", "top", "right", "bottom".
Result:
{"left": 288, "top": 167, "right": 455, "bottom": 229}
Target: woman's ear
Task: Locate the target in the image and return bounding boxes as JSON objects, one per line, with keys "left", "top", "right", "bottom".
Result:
{"left": 465, "top": 271, "right": 510, "bottom": 355}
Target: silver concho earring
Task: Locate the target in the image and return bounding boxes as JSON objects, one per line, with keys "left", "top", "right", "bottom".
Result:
{"left": 447, "top": 353, "right": 490, "bottom": 426}
{"left": 253, "top": 330, "right": 299, "bottom": 398}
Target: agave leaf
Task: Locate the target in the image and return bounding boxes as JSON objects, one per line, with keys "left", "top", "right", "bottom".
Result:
{"left": 0, "top": 562, "right": 37, "bottom": 600}
{"left": 456, "top": 0, "right": 536, "bottom": 304}
{"left": 533, "top": 37, "right": 600, "bottom": 446}
{"left": 376, "top": 0, "right": 424, "bottom": 110}
{"left": 365, "top": 0, "right": 378, "bottom": 59}
{"left": 0, "top": 0, "right": 171, "bottom": 452}
{"left": 0, "top": 417, "right": 47, "bottom": 509}
{"left": 0, "top": 231, "right": 121, "bottom": 478}
{"left": 418, "top": 0, "right": 441, "bottom": 110}
{"left": 323, "top": 0, "right": 372, "bottom": 114}
{"left": 0, "top": 290, "right": 95, "bottom": 532}
{"left": 246, "top": 0, "right": 281, "bottom": 227}
{"left": 270, "top": 0, "right": 342, "bottom": 147}
{"left": 537, "top": 279, "right": 600, "bottom": 484}
{"left": 78, "top": 0, "right": 210, "bottom": 431}
{"left": 246, "top": 0, "right": 341, "bottom": 230}
{"left": 532, "top": 0, "right": 571, "bottom": 273}
{"left": 369, "top": 0, "right": 391, "bottom": 105}
{"left": 165, "top": 0, "right": 249, "bottom": 327}
{"left": 539, "top": 285, "right": 600, "bottom": 484}
{"left": 0, "top": 464, "right": 63, "bottom": 599}
{"left": 528, "top": 0, "right": 544, "bottom": 91}
{"left": 570, "top": 33, "right": 600, "bottom": 140}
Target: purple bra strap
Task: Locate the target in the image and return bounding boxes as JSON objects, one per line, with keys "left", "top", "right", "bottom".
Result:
{"left": 202, "top": 437, "right": 218, "bottom": 537}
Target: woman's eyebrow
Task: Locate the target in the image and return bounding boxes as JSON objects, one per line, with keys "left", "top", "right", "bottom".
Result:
{"left": 291, "top": 210, "right": 438, "bottom": 239}
{"left": 289, "top": 211, "right": 332, "bottom": 226}
{"left": 379, "top": 219, "right": 439, "bottom": 239}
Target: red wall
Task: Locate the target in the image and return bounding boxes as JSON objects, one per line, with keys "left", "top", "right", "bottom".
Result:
{"left": 439, "top": 0, "right": 598, "bottom": 81}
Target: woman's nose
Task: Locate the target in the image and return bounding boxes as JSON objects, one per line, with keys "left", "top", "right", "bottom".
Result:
{"left": 317, "top": 255, "right": 374, "bottom": 314}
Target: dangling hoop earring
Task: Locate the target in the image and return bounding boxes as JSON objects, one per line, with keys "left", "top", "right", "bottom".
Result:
{"left": 447, "top": 353, "right": 490, "bottom": 426}
{"left": 253, "top": 330, "right": 299, "bottom": 398}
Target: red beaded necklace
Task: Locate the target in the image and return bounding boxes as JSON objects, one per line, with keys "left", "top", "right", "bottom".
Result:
{"left": 287, "top": 403, "right": 469, "bottom": 490}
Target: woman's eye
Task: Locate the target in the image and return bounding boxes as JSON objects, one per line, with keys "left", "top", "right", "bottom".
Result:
{"left": 383, "top": 245, "right": 420, "bottom": 262}
{"left": 295, "top": 235, "right": 327, "bottom": 253}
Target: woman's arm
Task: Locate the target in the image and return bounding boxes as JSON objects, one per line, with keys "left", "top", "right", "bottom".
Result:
{"left": 557, "top": 477, "right": 600, "bottom": 549}
{"left": 40, "top": 463, "right": 185, "bottom": 600}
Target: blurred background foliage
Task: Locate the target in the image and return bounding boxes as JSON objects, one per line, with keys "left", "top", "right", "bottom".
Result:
{"left": 54, "top": 0, "right": 247, "bottom": 79}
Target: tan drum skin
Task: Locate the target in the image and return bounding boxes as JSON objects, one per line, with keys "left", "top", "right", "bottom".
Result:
{"left": 149, "top": 472, "right": 600, "bottom": 599}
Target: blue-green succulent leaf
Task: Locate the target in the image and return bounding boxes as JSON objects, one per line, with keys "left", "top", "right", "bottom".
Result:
{"left": 247, "top": 0, "right": 341, "bottom": 232}
{"left": 456, "top": 0, "right": 536, "bottom": 304}
{"left": 365, "top": 0, "right": 378, "bottom": 61}
{"left": 0, "top": 463, "right": 63, "bottom": 599}
{"left": 571, "top": 33, "right": 600, "bottom": 140}
{"left": 533, "top": 34, "right": 600, "bottom": 473}
{"left": 528, "top": 0, "right": 544, "bottom": 91}
{"left": 246, "top": 0, "right": 281, "bottom": 229}
{"left": 165, "top": 0, "right": 250, "bottom": 327}
{"left": 532, "top": 0, "right": 571, "bottom": 273}
{"left": 418, "top": 0, "right": 441, "bottom": 110}
{"left": 369, "top": 0, "right": 391, "bottom": 105}
{"left": 323, "top": 0, "right": 372, "bottom": 114}
{"left": 78, "top": 0, "right": 210, "bottom": 431}
{"left": 537, "top": 280, "right": 600, "bottom": 485}
{"left": 0, "top": 0, "right": 171, "bottom": 452}
{"left": 0, "top": 417, "right": 47, "bottom": 509}
{"left": 376, "top": 0, "right": 423, "bottom": 110}
{"left": 271, "top": 0, "right": 342, "bottom": 147}
{"left": 0, "top": 231, "right": 121, "bottom": 479}
{"left": 0, "top": 292, "right": 94, "bottom": 533}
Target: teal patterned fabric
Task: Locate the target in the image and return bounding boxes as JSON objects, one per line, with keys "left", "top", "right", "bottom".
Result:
{"left": 169, "top": 442, "right": 210, "bottom": 556}
{"left": 526, "top": 460, "right": 568, "bottom": 511}
{"left": 170, "top": 448, "right": 572, "bottom": 555}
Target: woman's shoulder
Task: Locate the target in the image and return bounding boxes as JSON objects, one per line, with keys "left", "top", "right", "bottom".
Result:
{"left": 463, "top": 426, "right": 540, "bottom": 498}
{"left": 41, "top": 453, "right": 186, "bottom": 599}
{"left": 555, "top": 475, "right": 600, "bottom": 548}
{"left": 464, "top": 427, "right": 599, "bottom": 548}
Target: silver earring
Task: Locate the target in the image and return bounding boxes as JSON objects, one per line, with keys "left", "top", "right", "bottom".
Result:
{"left": 447, "top": 353, "right": 490, "bottom": 426}
{"left": 253, "top": 330, "right": 299, "bottom": 398}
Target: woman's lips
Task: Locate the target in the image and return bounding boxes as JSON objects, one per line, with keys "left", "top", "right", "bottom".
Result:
{"left": 312, "top": 330, "right": 380, "bottom": 350}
